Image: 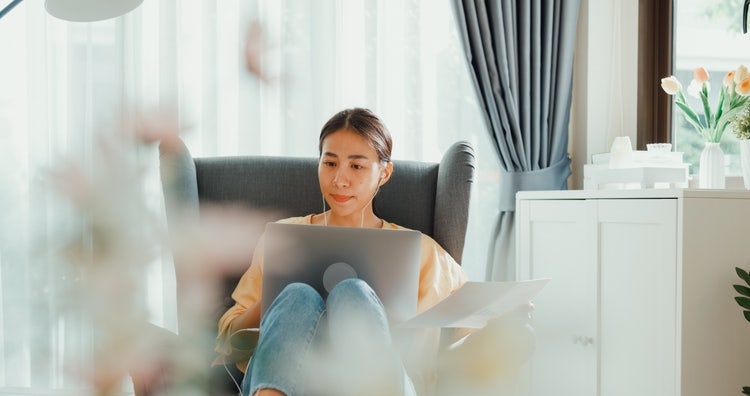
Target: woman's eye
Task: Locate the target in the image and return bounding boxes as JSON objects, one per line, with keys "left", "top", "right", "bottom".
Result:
{"left": 323, "top": 161, "right": 336, "bottom": 167}
{"left": 351, "top": 164, "right": 363, "bottom": 170}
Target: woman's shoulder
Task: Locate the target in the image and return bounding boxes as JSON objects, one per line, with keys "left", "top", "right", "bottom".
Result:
{"left": 383, "top": 220, "right": 443, "bottom": 250}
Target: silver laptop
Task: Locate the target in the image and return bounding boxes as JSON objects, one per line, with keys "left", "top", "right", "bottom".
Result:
{"left": 262, "top": 222, "right": 422, "bottom": 324}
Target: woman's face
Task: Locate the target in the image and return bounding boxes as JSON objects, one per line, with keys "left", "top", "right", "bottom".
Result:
{"left": 318, "top": 128, "right": 390, "bottom": 219}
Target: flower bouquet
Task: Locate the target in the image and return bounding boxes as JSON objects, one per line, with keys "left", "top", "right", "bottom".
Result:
{"left": 661, "top": 65, "right": 750, "bottom": 188}
{"left": 661, "top": 65, "right": 750, "bottom": 143}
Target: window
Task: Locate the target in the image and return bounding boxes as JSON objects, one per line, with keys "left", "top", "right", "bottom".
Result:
{"left": 672, "top": 0, "right": 750, "bottom": 175}
{"left": 641, "top": 0, "right": 750, "bottom": 175}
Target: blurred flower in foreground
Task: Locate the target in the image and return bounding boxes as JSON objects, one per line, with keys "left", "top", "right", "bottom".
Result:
{"left": 437, "top": 305, "right": 536, "bottom": 396}
{"left": 46, "top": 109, "right": 273, "bottom": 395}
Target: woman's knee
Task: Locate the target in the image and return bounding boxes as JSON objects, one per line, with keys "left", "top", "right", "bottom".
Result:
{"left": 326, "top": 278, "right": 387, "bottom": 316}
{"left": 327, "top": 278, "right": 375, "bottom": 304}
{"left": 264, "top": 282, "right": 324, "bottom": 324}
{"left": 279, "top": 282, "right": 319, "bottom": 299}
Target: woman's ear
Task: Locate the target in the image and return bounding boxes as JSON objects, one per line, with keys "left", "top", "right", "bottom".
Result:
{"left": 379, "top": 162, "right": 393, "bottom": 186}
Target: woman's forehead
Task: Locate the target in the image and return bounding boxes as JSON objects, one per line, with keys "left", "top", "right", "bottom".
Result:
{"left": 321, "top": 129, "right": 378, "bottom": 159}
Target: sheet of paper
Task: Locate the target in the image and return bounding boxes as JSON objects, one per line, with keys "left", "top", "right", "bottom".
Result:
{"left": 396, "top": 278, "right": 550, "bottom": 329}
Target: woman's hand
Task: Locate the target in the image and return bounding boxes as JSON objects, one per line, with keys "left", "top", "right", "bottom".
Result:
{"left": 222, "top": 303, "right": 262, "bottom": 364}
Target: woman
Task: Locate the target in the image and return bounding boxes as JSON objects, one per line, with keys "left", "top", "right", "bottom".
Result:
{"left": 214, "top": 108, "right": 467, "bottom": 396}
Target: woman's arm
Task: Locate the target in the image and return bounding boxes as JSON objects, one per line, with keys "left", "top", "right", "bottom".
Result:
{"left": 215, "top": 236, "right": 266, "bottom": 364}
{"left": 229, "top": 301, "right": 261, "bottom": 333}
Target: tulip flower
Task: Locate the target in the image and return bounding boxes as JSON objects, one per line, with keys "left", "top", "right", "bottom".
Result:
{"left": 735, "top": 65, "right": 749, "bottom": 85}
{"left": 694, "top": 67, "right": 710, "bottom": 83}
{"left": 737, "top": 77, "right": 750, "bottom": 96}
{"left": 660, "top": 76, "right": 681, "bottom": 95}
{"left": 724, "top": 71, "right": 736, "bottom": 87}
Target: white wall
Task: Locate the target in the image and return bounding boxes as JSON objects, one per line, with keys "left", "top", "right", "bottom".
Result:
{"left": 570, "top": 0, "right": 640, "bottom": 189}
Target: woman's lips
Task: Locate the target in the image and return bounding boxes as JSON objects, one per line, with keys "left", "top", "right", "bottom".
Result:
{"left": 331, "top": 194, "right": 352, "bottom": 203}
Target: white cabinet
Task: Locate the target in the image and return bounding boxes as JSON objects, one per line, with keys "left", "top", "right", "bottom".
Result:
{"left": 516, "top": 189, "right": 750, "bottom": 396}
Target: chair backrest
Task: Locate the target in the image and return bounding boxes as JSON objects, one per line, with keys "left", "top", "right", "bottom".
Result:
{"left": 159, "top": 137, "right": 475, "bottom": 331}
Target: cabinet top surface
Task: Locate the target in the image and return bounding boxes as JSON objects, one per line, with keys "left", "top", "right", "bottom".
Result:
{"left": 516, "top": 188, "right": 750, "bottom": 201}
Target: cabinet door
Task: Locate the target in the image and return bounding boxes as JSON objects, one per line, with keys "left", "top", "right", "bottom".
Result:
{"left": 516, "top": 200, "right": 597, "bottom": 396}
{"left": 597, "top": 199, "right": 678, "bottom": 396}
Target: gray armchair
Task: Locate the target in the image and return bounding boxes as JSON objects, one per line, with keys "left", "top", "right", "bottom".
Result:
{"left": 140, "top": 136, "right": 475, "bottom": 395}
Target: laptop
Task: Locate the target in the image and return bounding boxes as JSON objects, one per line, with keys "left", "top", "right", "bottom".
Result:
{"left": 262, "top": 222, "right": 422, "bottom": 324}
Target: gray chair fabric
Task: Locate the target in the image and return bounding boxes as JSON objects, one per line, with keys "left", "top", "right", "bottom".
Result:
{"left": 160, "top": 138, "right": 475, "bottom": 265}
{"left": 155, "top": 137, "right": 475, "bottom": 395}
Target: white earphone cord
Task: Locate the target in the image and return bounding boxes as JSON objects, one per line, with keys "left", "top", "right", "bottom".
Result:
{"left": 360, "top": 184, "right": 380, "bottom": 228}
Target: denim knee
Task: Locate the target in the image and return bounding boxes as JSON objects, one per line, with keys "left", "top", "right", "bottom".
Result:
{"left": 327, "top": 278, "right": 376, "bottom": 306}
{"left": 326, "top": 278, "right": 390, "bottom": 340}
{"left": 262, "top": 282, "right": 324, "bottom": 328}
{"left": 279, "top": 281, "right": 321, "bottom": 301}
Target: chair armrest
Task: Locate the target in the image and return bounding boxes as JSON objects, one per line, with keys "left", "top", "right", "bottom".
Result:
{"left": 434, "top": 142, "right": 476, "bottom": 264}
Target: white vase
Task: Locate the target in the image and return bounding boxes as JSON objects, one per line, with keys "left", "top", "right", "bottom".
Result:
{"left": 699, "top": 142, "right": 725, "bottom": 189}
{"left": 740, "top": 140, "right": 750, "bottom": 189}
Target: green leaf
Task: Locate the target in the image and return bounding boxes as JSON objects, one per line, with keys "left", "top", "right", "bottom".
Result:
{"left": 715, "top": 87, "right": 726, "bottom": 122}
{"left": 734, "top": 284, "right": 750, "bottom": 297}
{"left": 700, "top": 88, "right": 713, "bottom": 130}
{"left": 735, "top": 296, "right": 750, "bottom": 310}
{"left": 744, "top": 310, "right": 750, "bottom": 323}
{"left": 737, "top": 267, "right": 750, "bottom": 285}
{"left": 676, "top": 101, "right": 707, "bottom": 136}
{"left": 744, "top": 386, "right": 750, "bottom": 395}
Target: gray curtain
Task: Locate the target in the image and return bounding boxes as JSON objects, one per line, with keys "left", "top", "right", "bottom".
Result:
{"left": 452, "top": 0, "right": 580, "bottom": 280}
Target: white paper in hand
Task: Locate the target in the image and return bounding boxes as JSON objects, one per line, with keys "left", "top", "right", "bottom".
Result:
{"left": 397, "top": 278, "right": 550, "bottom": 329}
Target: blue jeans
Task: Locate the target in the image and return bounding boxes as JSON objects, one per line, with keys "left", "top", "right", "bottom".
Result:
{"left": 241, "top": 279, "right": 416, "bottom": 396}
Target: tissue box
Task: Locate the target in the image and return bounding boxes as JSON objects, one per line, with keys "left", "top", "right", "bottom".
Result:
{"left": 584, "top": 150, "right": 690, "bottom": 190}
{"left": 591, "top": 151, "right": 684, "bottom": 166}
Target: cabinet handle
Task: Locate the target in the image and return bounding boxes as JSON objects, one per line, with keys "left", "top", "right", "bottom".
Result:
{"left": 572, "top": 335, "right": 595, "bottom": 346}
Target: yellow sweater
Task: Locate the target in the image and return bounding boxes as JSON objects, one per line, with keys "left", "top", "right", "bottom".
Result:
{"left": 214, "top": 214, "right": 467, "bottom": 375}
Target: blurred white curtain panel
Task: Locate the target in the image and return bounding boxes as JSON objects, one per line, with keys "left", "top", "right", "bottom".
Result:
{"left": 0, "top": 0, "right": 495, "bottom": 392}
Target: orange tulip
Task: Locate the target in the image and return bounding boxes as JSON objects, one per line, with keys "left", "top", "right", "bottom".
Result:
{"left": 693, "top": 67, "right": 710, "bottom": 83}
{"left": 734, "top": 65, "right": 749, "bottom": 85}
{"left": 736, "top": 76, "right": 750, "bottom": 96}
{"left": 724, "top": 71, "right": 735, "bottom": 87}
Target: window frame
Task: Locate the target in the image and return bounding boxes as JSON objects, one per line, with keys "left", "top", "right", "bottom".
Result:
{"left": 637, "top": 0, "right": 674, "bottom": 149}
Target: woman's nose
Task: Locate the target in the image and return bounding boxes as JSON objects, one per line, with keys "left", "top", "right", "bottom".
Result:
{"left": 332, "top": 169, "right": 349, "bottom": 187}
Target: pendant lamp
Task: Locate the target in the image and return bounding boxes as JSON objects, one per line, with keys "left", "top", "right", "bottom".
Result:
{"left": 45, "top": 0, "right": 143, "bottom": 22}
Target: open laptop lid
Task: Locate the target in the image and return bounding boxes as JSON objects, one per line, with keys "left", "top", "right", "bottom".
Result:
{"left": 262, "top": 222, "right": 422, "bottom": 324}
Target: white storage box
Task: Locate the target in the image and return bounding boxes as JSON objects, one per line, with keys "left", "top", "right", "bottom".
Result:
{"left": 584, "top": 150, "right": 690, "bottom": 190}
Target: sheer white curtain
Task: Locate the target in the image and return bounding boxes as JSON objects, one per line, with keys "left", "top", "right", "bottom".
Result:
{"left": 0, "top": 0, "right": 497, "bottom": 393}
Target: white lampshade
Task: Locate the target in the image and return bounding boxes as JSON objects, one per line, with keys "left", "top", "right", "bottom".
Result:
{"left": 45, "top": 0, "right": 143, "bottom": 22}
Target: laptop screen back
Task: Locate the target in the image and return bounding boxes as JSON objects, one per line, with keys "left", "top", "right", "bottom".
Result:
{"left": 262, "top": 223, "right": 422, "bottom": 324}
